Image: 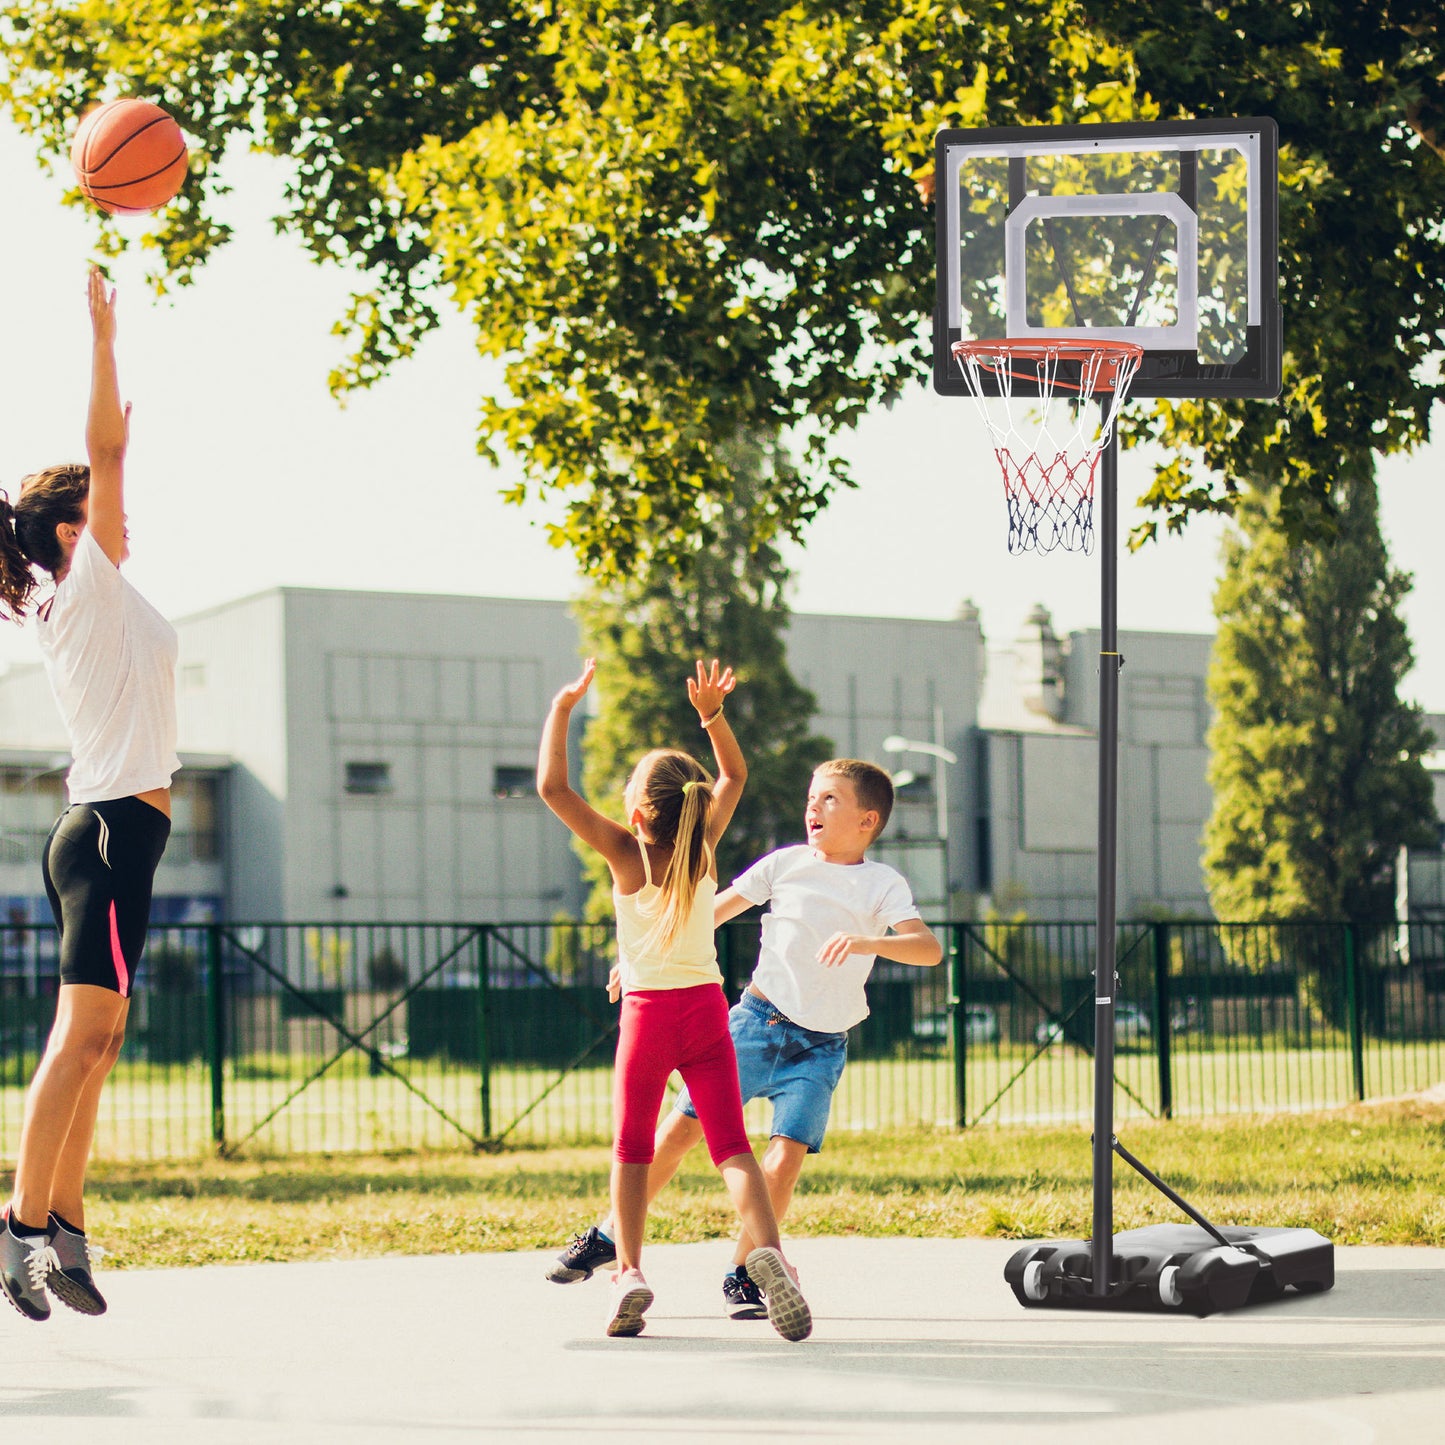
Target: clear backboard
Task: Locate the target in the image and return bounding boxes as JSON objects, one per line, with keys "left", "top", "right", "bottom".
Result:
{"left": 933, "top": 118, "right": 1279, "bottom": 399}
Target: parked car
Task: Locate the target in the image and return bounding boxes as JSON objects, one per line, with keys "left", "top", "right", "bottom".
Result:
{"left": 1035, "top": 1002, "right": 1152, "bottom": 1047}
{"left": 912, "top": 1004, "right": 999, "bottom": 1046}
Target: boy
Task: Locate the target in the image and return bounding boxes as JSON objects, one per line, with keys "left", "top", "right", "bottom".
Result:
{"left": 546, "top": 758, "right": 942, "bottom": 1317}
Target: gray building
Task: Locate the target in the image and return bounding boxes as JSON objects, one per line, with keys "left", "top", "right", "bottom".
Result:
{"left": 2, "top": 585, "right": 1440, "bottom": 935}
{"left": 976, "top": 606, "right": 1215, "bottom": 921}
{"left": 0, "top": 588, "right": 988, "bottom": 924}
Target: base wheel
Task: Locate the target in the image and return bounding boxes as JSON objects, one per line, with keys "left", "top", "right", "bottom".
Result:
{"left": 1022, "top": 1260, "right": 1048, "bottom": 1302}
{"left": 1158, "top": 1265, "right": 1183, "bottom": 1307}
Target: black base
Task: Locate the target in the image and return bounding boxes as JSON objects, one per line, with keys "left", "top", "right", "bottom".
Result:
{"left": 1004, "top": 1223, "right": 1334, "bottom": 1317}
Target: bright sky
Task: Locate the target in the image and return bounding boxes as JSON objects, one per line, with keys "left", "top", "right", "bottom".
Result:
{"left": 1, "top": 119, "right": 1441, "bottom": 703}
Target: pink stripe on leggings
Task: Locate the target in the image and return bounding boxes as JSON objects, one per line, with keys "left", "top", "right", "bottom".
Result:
{"left": 108, "top": 902, "right": 130, "bottom": 997}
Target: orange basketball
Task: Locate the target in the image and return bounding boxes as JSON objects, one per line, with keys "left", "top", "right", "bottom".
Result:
{"left": 70, "top": 98, "right": 189, "bottom": 216}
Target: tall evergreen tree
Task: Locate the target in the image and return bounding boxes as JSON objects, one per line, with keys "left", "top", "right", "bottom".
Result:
{"left": 572, "top": 435, "right": 832, "bottom": 921}
{"left": 1204, "top": 460, "right": 1436, "bottom": 936}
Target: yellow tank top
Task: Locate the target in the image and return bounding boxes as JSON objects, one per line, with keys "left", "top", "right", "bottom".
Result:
{"left": 613, "top": 836, "right": 722, "bottom": 994}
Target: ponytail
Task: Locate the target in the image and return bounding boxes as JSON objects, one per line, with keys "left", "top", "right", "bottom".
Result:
{"left": 632, "top": 750, "right": 716, "bottom": 951}
{"left": 655, "top": 778, "right": 714, "bottom": 950}
{"left": 0, "top": 492, "right": 39, "bottom": 623}
{"left": 0, "top": 465, "right": 90, "bottom": 622}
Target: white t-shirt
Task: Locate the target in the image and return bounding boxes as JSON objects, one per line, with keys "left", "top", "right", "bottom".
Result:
{"left": 37, "top": 529, "right": 181, "bottom": 804}
{"left": 732, "top": 844, "right": 922, "bottom": 1033}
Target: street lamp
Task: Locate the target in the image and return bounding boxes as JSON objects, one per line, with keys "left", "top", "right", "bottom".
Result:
{"left": 883, "top": 724, "right": 958, "bottom": 911}
{"left": 881, "top": 734, "right": 957, "bottom": 849}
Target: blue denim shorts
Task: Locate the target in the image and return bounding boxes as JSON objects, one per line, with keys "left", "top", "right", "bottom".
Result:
{"left": 674, "top": 989, "right": 848, "bottom": 1153}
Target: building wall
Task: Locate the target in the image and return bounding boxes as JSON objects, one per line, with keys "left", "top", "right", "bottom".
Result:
{"left": 279, "top": 589, "right": 586, "bottom": 923}
{"left": 173, "top": 590, "right": 288, "bottom": 919}
{"left": 2, "top": 582, "right": 1228, "bottom": 925}
{"left": 981, "top": 627, "right": 1217, "bottom": 921}
{"left": 784, "top": 608, "right": 986, "bottom": 909}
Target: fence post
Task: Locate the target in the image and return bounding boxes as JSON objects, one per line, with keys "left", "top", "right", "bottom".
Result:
{"left": 1345, "top": 922, "right": 1365, "bottom": 1102}
{"left": 719, "top": 921, "right": 734, "bottom": 996}
{"left": 476, "top": 925, "right": 492, "bottom": 1141}
{"left": 951, "top": 924, "right": 967, "bottom": 1130}
{"left": 1152, "top": 921, "right": 1173, "bottom": 1119}
{"left": 206, "top": 924, "right": 225, "bottom": 1152}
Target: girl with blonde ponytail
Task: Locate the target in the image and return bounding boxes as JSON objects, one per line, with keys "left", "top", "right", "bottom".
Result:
{"left": 538, "top": 659, "right": 811, "bottom": 1342}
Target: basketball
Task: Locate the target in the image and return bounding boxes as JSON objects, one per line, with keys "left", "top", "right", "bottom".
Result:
{"left": 70, "top": 98, "right": 189, "bottom": 216}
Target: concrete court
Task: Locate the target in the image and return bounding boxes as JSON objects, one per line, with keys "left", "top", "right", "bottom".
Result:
{"left": 1, "top": 1237, "right": 1441, "bottom": 1445}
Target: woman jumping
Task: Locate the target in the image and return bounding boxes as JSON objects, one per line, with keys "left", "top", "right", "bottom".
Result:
{"left": 0, "top": 268, "right": 179, "bottom": 1321}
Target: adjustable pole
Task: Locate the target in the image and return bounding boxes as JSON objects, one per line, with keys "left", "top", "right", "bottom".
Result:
{"left": 1092, "top": 411, "right": 1122, "bottom": 1296}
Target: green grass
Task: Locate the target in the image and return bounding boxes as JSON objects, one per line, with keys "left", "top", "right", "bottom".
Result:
{"left": 48, "top": 1095, "right": 1445, "bottom": 1270}
{"left": 5, "top": 1036, "right": 1442, "bottom": 1159}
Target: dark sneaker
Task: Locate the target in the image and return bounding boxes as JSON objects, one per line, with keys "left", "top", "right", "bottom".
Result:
{"left": 1, "top": 1208, "right": 57, "bottom": 1323}
{"left": 722, "top": 1265, "right": 768, "bottom": 1320}
{"left": 605, "top": 1268, "right": 654, "bottom": 1338}
{"left": 47, "top": 1216, "right": 107, "bottom": 1317}
{"left": 745, "top": 1246, "right": 812, "bottom": 1342}
{"left": 546, "top": 1225, "right": 616, "bottom": 1283}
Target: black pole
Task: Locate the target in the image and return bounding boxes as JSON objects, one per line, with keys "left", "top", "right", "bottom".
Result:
{"left": 1092, "top": 410, "right": 1121, "bottom": 1296}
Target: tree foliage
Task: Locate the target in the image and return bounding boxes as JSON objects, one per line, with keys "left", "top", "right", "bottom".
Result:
{"left": 1, "top": 2, "right": 1440, "bottom": 573}
{"left": 0, "top": 1, "right": 1176, "bottom": 575}
{"left": 571, "top": 432, "right": 832, "bottom": 920}
{"left": 1074, "top": 1, "right": 1445, "bottom": 544}
{"left": 1203, "top": 464, "right": 1436, "bottom": 928}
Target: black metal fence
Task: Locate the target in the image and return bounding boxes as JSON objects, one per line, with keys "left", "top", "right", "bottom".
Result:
{"left": 0, "top": 918, "right": 1440, "bottom": 1160}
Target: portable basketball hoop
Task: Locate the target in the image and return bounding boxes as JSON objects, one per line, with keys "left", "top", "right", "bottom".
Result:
{"left": 951, "top": 339, "right": 1143, "bottom": 554}
{"left": 934, "top": 118, "right": 1332, "bottom": 1316}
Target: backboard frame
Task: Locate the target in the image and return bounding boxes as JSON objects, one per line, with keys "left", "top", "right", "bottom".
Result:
{"left": 933, "top": 117, "right": 1280, "bottom": 400}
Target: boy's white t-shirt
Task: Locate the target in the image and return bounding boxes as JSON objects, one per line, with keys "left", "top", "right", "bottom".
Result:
{"left": 732, "top": 844, "right": 922, "bottom": 1034}
{"left": 37, "top": 528, "right": 181, "bottom": 804}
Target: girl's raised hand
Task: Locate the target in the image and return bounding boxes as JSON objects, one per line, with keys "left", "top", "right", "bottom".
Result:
{"left": 551, "top": 657, "right": 597, "bottom": 711}
{"left": 688, "top": 658, "right": 736, "bottom": 719}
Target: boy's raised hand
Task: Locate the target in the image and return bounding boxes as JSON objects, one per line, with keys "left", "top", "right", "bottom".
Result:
{"left": 551, "top": 658, "right": 597, "bottom": 711}
{"left": 688, "top": 657, "right": 736, "bottom": 718}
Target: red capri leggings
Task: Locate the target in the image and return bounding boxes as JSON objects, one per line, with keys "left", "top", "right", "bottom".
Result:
{"left": 614, "top": 983, "right": 751, "bottom": 1167}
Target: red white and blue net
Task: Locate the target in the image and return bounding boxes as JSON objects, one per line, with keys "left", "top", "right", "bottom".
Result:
{"left": 951, "top": 340, "right": 1143, "bottom": 555}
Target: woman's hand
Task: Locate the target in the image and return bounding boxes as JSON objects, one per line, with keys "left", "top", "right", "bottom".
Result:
{"left": 88, "top": 266, "right": 118, "bottom": 348}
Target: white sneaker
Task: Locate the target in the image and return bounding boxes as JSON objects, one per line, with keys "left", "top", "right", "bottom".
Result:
{"left": 605, "top": 1268, "right": 654, "bottom": 1338}
{"left": 745, "top": 1246, "right": 812, "bottom": 1342}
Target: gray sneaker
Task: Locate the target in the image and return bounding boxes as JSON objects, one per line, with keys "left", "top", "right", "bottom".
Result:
{"left": 47, "top": 1215, "right": 107, "bottom": 1316}
{"left": 1, "top": 1209, "right": 58, "bottom": 1323}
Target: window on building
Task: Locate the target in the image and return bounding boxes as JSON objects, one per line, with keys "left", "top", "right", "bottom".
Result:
{"left": 493, "top": 765, "right": 536, "bottom": 799}
{"left": 894, "top": 771, "right": 936, "bottom": 804}
{"left": 170, "top": 771, "right": 222, "bottom": 862}
{"left": 345, "top": 761, "right": 393, "bottom": 796}
{"left": 0, "top": 763, "right": 68, "bottom": 863}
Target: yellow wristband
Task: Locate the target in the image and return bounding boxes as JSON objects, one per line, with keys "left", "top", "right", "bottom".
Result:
{"left": 699, "top": 706, "right": 725, "bottom": 729}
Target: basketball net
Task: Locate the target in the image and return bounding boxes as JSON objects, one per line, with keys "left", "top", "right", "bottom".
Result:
{"left": 951, "top": 340, "right": 1143, "bottom": 555}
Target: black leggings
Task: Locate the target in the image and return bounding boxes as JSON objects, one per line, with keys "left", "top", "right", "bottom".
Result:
{"left": 42, "top": 797, "right": 171, "bottom": 997}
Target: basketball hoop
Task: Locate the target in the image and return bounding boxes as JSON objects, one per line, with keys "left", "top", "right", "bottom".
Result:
{"left": 951, "top": 339, "right": 1144, "bottom": 555}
